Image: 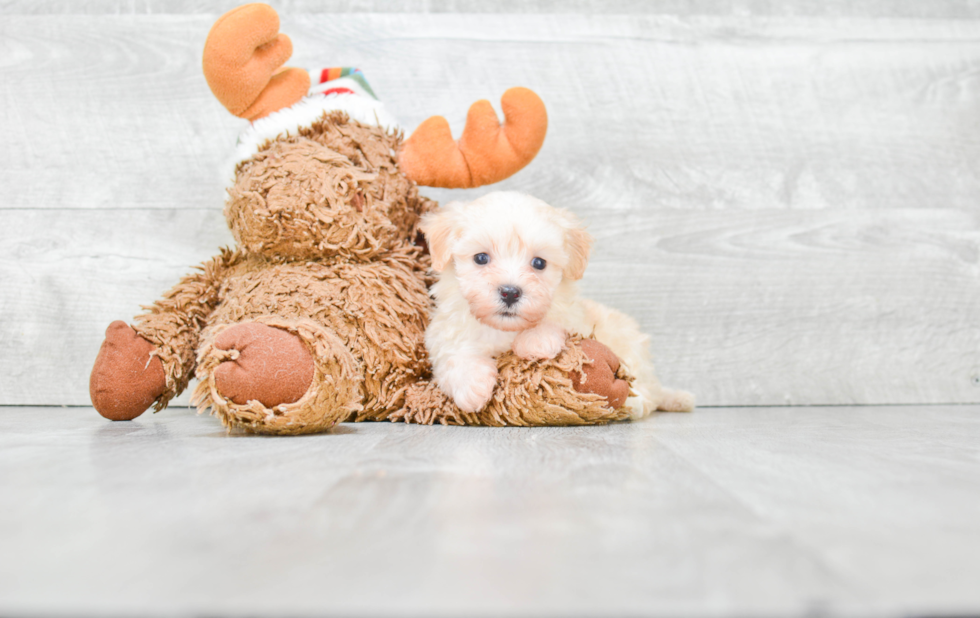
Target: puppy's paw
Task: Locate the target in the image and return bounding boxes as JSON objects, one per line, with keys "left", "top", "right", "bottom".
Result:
{"left": 451, "top": 358, "right": 498, "bottom": 413}
{"left": 513, "top": 322, "right": 566, "bottom": 360}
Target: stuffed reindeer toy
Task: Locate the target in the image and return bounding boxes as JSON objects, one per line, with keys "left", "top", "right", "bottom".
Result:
{"left": 90, "top": 3, "right": 673, "bottom": 434}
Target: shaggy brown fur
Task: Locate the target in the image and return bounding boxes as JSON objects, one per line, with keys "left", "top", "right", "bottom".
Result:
{"left": 226, "top": 115, "right": 425, "bottom": 262}
{"left": 129, "top": 113, "right": 434, "bottom": 433}
{"left": 93, "top": 112, "right": 634, "bottom": 434}
{"left": 392, "top": 336, "right": 632, "bottom": 426}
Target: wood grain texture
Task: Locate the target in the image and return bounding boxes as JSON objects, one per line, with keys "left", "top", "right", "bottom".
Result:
{"left": 2, "top": 15, "right": 980, "bottom": 211}
{"left": 7, "top": 0, "right": 980, "bottom": 18}
{"left": 3, "top": 207, "right": 977, "bottom": 406}
{"left": 2, "top": 404, "right": 980, "bottom": 616}
{"left": 0, "top": 209, "right": 232, "bottom": 407}
{"left": 2, "top": 12, "right": 979, "bottom": 406}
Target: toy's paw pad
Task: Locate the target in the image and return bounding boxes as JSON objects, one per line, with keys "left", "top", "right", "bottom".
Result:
{"left": 90, "top": 321, "right": 167, "bottom": 421}
{"left": 570, "top": 338, "right": 630, "bottom": 409}
{"left": 213, "top": 323, "right": 314, "bottom": 407}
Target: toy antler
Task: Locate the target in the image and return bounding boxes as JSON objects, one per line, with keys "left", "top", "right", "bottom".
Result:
{"left": 202, "top": 3, "right": 310, "bottom": 120}
{"left": 399, "top": 87, "right": 548, "bottom": 188}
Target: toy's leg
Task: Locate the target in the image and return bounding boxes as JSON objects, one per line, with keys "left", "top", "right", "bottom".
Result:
{"left": 393, "top": 337, "right": 634, "bottom": 426}
{"left": 192, "top": 318, "right": 362, "bottom": 435}
{"left": 90, "top": 321, "right": 168, "bottom": 421}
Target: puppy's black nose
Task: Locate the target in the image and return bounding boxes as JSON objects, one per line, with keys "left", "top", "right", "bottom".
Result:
{"left": 499, "top": 285, "right": 522, "bottom": 307}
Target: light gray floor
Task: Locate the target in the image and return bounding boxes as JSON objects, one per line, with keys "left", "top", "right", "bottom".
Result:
{"left": 2, "top": 405, "right": 979, "bottom": 617}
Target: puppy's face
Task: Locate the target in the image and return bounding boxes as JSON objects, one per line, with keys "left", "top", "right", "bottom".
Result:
{"left": 421, "top": 192, "right": 593, "bottom": 332}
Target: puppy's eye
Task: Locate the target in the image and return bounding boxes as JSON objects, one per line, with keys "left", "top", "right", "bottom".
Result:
{"left": 474, "top": 253, "right": 490, "bottom": 265}
{"left": 531, "top": 257, "right": 547, "bottom": 270}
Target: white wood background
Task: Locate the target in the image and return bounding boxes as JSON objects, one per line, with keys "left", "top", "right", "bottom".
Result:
{"left": 2, "top": 2, "right": 979, "bottom": 407}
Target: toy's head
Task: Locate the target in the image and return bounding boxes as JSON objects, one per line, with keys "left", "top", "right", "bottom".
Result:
{"left": 420, "top": 192, "right": 593, "bottom": 332}
{"left": 225, "top": 113, "right": 427, "bottom": 262}
{"left": 203, "top": 3, "right": 549, "bottom": 262}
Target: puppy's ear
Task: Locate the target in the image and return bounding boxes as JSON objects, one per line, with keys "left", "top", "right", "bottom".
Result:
{"left": 419, "top": 204, "right": 461, "bottom": 272}
{"left": 562, "top": 219, "right": 594, "bottom": 281}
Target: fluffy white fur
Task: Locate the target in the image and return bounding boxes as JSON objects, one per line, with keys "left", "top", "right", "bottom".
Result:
{"left": 420, "top": 191, "right": 694, "bottom": 418}
{"left": 225, "top": 93, "right": 400, "bottom": 184}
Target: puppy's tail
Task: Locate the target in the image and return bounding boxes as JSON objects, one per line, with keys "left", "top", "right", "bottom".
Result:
{"left": 657, "top": 388, "right": 696, "bottom": 413}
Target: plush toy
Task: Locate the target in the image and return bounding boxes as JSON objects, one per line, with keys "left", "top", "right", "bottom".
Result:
{"left": 89, "top": 3, "right": 658, "bottom": 434}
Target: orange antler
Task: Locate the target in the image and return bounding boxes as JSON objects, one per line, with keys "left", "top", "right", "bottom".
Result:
{"left": 399, "top": 87, "right": 548, "bottom": 188}
{"left": 202, "top": 3, "right": 310, "bottom": 120}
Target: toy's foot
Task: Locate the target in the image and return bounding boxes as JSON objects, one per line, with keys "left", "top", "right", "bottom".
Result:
{"left": 90, "top": 321, "right": 168, "bottom": 421}
{"left": 212, "top": 322, "right": 314, "bottom": 407}
{"left": 570, "top": 338, "right": 630, "bottom": 409}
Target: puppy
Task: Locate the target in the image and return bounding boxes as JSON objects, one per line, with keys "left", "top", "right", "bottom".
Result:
{"left": 420, "top": 191, "right": 694, "bottom": 417}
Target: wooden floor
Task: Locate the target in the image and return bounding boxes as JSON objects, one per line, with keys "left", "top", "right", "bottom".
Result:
{"left": 2, "top": 405, "right": 980, "bottom": 617}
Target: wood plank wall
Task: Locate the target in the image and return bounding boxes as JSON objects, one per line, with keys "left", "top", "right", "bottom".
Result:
{"left": 2, "top": 2, "right": 978, "bottom": 407}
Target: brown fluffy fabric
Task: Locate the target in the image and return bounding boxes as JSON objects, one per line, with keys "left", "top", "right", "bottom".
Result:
{"left": 226, "top": 113, "right": 430, "bottom": 262}
{"left": 392, "top": 336, "right": 632, "bottom": 426}
{"left": 133, "top": 248, "right": 243, "bottom": 408}
{"left": 114, "top": 112, "right": 630, "bottom": 434}
{"left": 128, "top": 114, "right": 435, "bottom": 434}
{"left": 193, "top": 247, "right": 432, "bottom": 427}
{"left": 192, "top": 315, "right": 365, "bottom": 435}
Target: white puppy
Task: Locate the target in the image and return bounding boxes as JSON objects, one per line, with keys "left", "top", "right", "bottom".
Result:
{"left": 420, "top": 191, "right": 694, "bottom": 417}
